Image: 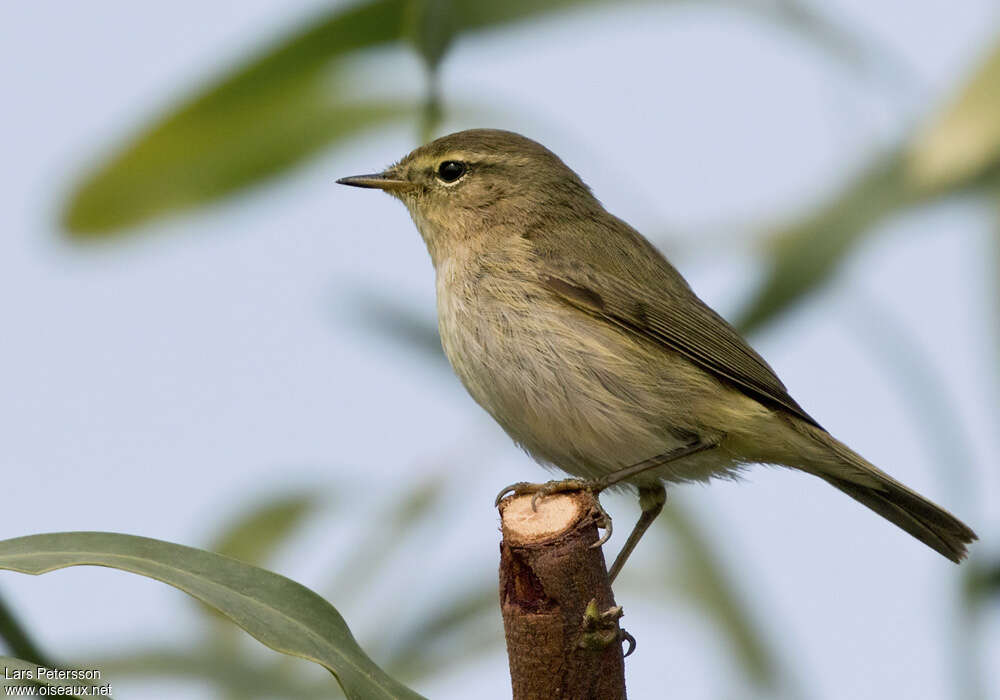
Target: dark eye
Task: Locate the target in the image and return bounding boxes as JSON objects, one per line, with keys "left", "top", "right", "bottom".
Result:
{"left": 437, "top": 160, "right": 467, "bottom": 183}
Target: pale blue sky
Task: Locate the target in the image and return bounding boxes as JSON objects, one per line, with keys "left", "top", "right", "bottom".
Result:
{"left": 1, "top": 2, "right": 998, "bottom": 698}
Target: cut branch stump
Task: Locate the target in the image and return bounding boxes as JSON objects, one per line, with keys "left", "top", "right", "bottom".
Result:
{"left": 498, "top": 491, "right": 627, "bottom": 699}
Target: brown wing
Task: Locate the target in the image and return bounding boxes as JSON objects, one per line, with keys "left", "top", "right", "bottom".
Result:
{"left": 540, "top": 272, "right": 823, "bottom": 430}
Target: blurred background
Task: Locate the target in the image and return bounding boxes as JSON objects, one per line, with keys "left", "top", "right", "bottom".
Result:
{"left": 2, "top": 1, "right": 999, "bottom": 698}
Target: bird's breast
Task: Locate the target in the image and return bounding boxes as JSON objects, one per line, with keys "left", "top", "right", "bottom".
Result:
{"left": 435, "top": 260, "right": 541, "bottom": 420}
{"left": 433, "top": 259, "right": 709, "bottom": 479}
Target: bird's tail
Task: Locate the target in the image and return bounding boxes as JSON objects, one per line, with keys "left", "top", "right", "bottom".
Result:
{"left": 793, "top": 423, "right": 977, "bottom": 562}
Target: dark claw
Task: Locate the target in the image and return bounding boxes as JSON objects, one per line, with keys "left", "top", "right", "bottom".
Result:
{"left": 495, "top": 481, "right": 529, "bottom": 507}
{"left": 494, "top": 486, "right": 514, "bottom": 507}
{"left": 588, "top": 499, "right": 613, "bottom": 548}
{"left": 620, "top": 629, "right": 636, "bottom": 658}
{"left": 495, "top": 479, "right": 614, "bottom": 549}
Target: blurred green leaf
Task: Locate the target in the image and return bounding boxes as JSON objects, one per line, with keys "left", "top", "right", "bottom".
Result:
{"left": 963, "top": 560, "right": 1000, "bottom": 608}
{"left": 200, "top": 492, "right": 324, "bottom": 636}
{"left": 61, "top": 0, "right": 646, "bottom": 237}
{"left": 737, "top": 39, "right": 1000, "bottom": 337}
{"left": 908, "top": 35, "right": 1000, "bottom": 192}
{"left": 384, "top": 477, "right": 445, "bottom": 526}
{"left": 64, "top": 92, "right": 414, "bottom": 237}
{"left": 93, "top": 649, "right": 332, "bottom": 699}
{"left": 0, "top": 532, "right": 426, "bottom": 700}
{"left": 383, "top": 585, "right": 499, "bottom": 679}
{"left": 405, "top": 0, "right": 457, "bottom": 71}
{"left": 736, "top": 151, "right": 909, "bottom": 333}
{"left": 354, "top": 292, "right": 446, "bottom": 365}
{"left": 0, "top": 591, "right": 52, "bottom": 667}
{"left": 403, "top": 0, "right": 634, "bottom": 141}
{"left": 0, "top": 656, "right": 110, "bottom": 698}
{"left": 327, "top": 477, "right": 445, "bottom": 605}
{"left": 61, "top": 0, "right": 898, "bottom": 238}
{"left": 405, "top": 0, "right": 655, "bottom": 69}
{"left": 210, "top": 492, "right": 321, "bottom": 566}
{"left": 992, "top": 216, "right": 1000, "bottom": 408}
{"left": 660, "top": 502, "right": 783, "bottom": 689}
{"left": 63, "top": 0, "right": 421, "bottom": 236}
{"left": 843, "top": 294, "right": 976, "bottom": 506}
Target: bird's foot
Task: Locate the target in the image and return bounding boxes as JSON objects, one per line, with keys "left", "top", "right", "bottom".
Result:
{"left": 495, "top": 478, "right": 613, "bottom": 547}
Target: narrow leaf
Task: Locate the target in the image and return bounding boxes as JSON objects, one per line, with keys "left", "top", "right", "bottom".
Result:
{"left": 353, "top": 292, "right": 446, "bottom": 365}
{"left": 406, "top": 0, "right": 654, "bottom": 70}
{"left": 0, "top": 532, "right": 425, "bottom": 700}
{"left": 962, "top": 558, "right": 1000, "bottom": 608}
{"left": 64, "top": 93, "right": 414, "bottom": 236}
{"left": 843, "top": 294, "right": 976, "bottom": 506}
{"left": 200, "top": 492, "right": 323, "bottom": 632}
{"left": 383, "top": 585, "right": 499, "bottom": 677}
{"left": 0, "top": 591, "right": 52, "bottom": 667}
{"left": 660, "top": 502, "right": 784, "bottom": 689}
{"left": 908, "top": 37, "right": 1000, "bottom": 192}
{"left": 91, "top": 649, "right": 330, "bottom": 699}
{"left": 61, "top": 0, "right": 870, "bottom": 237}
{"left": 61, "top": 0, "right": 636, "bottom": 237}
{"left": 210, "top": 492, "right": 321, "bottom": 566}
{"left": 993, "top": 212, "right": 1000, "bottom": 416}
{"left": 405, "top": 0, "right": 458, "bottom": 71}
{"left": 326, "top": 477, "right": 445, "bottom": 605}
{"left": 736, "top": 151, "right": 909, "bottom": 333}
{"left": 456, "top": 0, "right": 646, "bottom": 32}
{"left": 62, "top": 0, "right": 418, "bottom": 236}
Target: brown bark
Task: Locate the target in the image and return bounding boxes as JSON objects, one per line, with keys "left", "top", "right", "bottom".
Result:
{"left": 498, "top": 491, "right": 627, "bottom": 700}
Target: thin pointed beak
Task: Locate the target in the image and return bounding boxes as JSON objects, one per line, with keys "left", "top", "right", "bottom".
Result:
{"left": 336, "top": 172, "right": 413, "bottom": 192}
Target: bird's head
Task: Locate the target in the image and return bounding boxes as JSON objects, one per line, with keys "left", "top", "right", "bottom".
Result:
{"left": 338, "top": 129, "right": 600, "bottom": 265}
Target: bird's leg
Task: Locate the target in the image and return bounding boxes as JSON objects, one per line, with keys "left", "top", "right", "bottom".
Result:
{"left": 607, "top": 483, "right": 666, "bottom": 583}
{"left": 495, "top": 439, "right": 718, "bottom": 506}
{"left": 599, "top": 439, "right": 718, "bottom": 579}
{"left": 593, "top": 438, "right": 719, "bottom": 490}
{"left": 494, "top": 439, "right": 720, "bottom": 566}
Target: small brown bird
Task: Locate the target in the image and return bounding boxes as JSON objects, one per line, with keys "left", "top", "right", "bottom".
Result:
{"left": 339, "top": 129, "right": 976, "bottom": 580}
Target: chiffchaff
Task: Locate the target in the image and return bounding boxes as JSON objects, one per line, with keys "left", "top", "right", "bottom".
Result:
{"left": 339, "top": 129, "right": 975, "bottom": 579}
